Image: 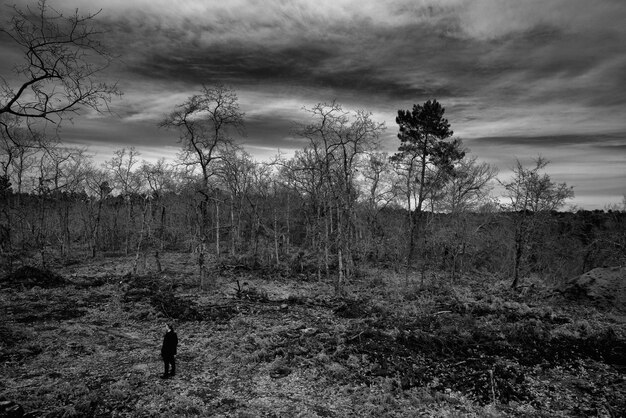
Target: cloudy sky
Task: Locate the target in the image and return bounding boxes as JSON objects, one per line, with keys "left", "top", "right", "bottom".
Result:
{"left": 2, "top": 0, "right": 625, "bottom": 209}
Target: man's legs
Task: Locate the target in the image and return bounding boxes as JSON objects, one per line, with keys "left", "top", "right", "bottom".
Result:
{"left": 162, "top": 355, "right": 175, "bottom": 377}
{"left": 162, "top": 357, "right": 169, "bottom": 377}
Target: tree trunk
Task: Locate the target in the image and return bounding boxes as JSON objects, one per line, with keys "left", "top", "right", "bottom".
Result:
{"left": 198, "top": 241, "right": 206, "bottom": 291}
{"left": 273, "top": 208, "right": 279, "bottom": 265}
{"left": 37, "top": 193, "right": 47, "bottom": 269}
{"left": 159, "top": 205, "right": 166, "bottom": 251}
{"left": 336, "top": 202, "right": 345, "bottom": 294}
{"left": 512, "top": 232, "right": 523, "bottom": 288}
{"left": 0, "top": 191, "right": 14, "bottom": 272}
{"left": 154, "top": 250, "right": 162, "bottom": 273}
{"left": 230, "top": 198, "right": 236, "bottom": 257}
{"left": 285, "top": 192, "right": 290, "bottom": 248}
{"left": 324, "top": 209, "right": 330, "bottom": 279}
{"left": 336, "top": 247, "right": 343, "bottom": 295}
{"left": 124, "top": 198, "right": 131, "bottom": 256}
{"left": 405, "top": 214, "right": 415, "bottom": 286}
{"left": 132, "top": 199, "right": 150, "bottom": 275}
{"left": 64, "top": 203, "right": 71, "bottom": 258}
{"left": 314, "top": 205, "right": 321, "bottom": 280}
{"left": 215, "top": 199, "right": 220, "bottom": 260}
{"left": 512, "top": 215, "right": 526, "bottom": 289}
{"left": 253, "top": 204, "right": 260, "bottom": 262}
{"left": 91, "top": 199, "right": 103, "bottom": 258}
{"left": 57, "top": 201, "right": 71, "bottom": 258}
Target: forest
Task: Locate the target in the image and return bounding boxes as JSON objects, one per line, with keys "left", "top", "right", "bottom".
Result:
{"left": 1, "top": 89, "right": 625, "bottom": 289}
{"left": 1, "top": 2, "right": 625, "bottom": 417}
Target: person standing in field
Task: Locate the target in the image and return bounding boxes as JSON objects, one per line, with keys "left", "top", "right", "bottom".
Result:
{"left": 161, "top": 323, "right": 178, "bottom": 378}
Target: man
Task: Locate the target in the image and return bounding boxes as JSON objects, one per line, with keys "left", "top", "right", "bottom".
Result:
{"left": 161, "top": 323, "right": 178, "bottom": 378}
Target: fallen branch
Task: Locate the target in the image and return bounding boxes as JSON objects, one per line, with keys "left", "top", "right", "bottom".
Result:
{"left": 348, "top": 331, "right": 365, "bottom": 341}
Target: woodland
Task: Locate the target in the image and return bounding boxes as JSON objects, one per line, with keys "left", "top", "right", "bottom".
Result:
{"left": 1, "top": 1, "right": 625, "bottom": 417}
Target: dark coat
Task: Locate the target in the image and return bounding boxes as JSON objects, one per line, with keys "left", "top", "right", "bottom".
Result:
{"left": 161, "top": 330, "right": 178, "bottom": 357}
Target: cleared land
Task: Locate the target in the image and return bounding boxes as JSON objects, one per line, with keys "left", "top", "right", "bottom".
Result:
{"left": 1, "top": 253, "right": 624, "bottom": 417}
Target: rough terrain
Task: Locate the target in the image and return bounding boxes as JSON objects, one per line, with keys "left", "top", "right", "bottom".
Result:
{"left": 1, "top": 253, "right": 624, "bottom": 417}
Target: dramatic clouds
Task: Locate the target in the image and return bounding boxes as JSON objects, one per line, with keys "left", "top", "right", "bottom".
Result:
{"left": 1, "top": 0, "right": 625, "bottom": 208}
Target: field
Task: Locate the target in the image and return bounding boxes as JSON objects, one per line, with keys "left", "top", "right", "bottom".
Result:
{"left": 1, "top": 253, "right": 625, "bottom": 417}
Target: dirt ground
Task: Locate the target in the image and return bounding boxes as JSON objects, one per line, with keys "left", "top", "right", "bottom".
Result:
{"left": 1, "top": 253, "right": 625, "bottom": 417}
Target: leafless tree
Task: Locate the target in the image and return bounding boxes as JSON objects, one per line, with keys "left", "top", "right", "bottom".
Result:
{"left": 139, "top": 158, "right": 174, "bottom": 200}
{"left": 0, "top": 0, "right": 118, "bottom": 266}
{"left": 437, "top": 154, "right": 498, "bottom": 214}
{"left": 83, "top": 164, "right": 112, "bottom": 258}
{"left": 216, "top": 148, "right": 255, "bottom": 257}
{"left": 35, "top": 144, "right": 90, "bottom": 261}
{"left": 160, "top": 84, "right": 244, "bottom": 190}
{"left": 0, "top": 0, "right": 119, "bottom": 132}
{"left": 1, "top": 117, "right": 31, "bottom": 191}
{"left": 104, "top": 147, "right": 141, "bottom": 255}
{"left": 358, "top": 152, "right": 399, "bottom": 263}
{"left": 296, "top": 101, "right": 384, "bottom": 293}
{"left": 160, "top": 84, "right": 245, "bottom": 288}
{"left": 429, "top": 154, "right": 498, "bottom": 281}
{"left": 500, "top": 156, "right": 574, "bottom": 288}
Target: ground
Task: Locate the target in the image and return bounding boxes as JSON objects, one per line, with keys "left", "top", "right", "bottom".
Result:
{"left": 1, "top": 253, "right": 624, "bottom": 417}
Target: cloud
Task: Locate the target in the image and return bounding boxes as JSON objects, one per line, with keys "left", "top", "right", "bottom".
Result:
{"left": 464, "top": 133, "right": 626, "bottom": 174}
{"left": 241, "top": 112, "right": 306, "bottom": 150}
{"left": 34, "top": 0, "right": 615, "bottom": 126}
{"left": 104, "top": 0, "right": 625, "bottom": 109}
{"left": 2, "top": 0, "right": 625, "bottom": 209}
{"left": 457, "top": 0, "right": 626, "bottom": 40}
{"left": 467, "top": 133, "right": 626, "bottom": 148}
{"left": 5, "top": 0, "right": 626, "bottom": 133}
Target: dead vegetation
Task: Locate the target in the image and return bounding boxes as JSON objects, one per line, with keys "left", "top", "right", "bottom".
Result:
{"left": 0, "top": 255, "right": 624, "bottom": 417}
{"left": 0, "top": 266, "right": 66, "bottom": 289}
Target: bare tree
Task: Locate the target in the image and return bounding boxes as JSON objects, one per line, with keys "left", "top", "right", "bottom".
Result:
{"left": 0, "top": 116, "right": 41, "bottom": 194}
{"left": 1, "top": 0, "right": 118, "bottom": 266}
{"left": 215, "top": 148, "right": 255, "bottom": 257}
{"left": 428, "top": 154, "right": 498, "bottom": 281}
{"left": 160, "top": 84, "right": 244, "bottom": 288}
{"left": 35, "top": 144, "right": 90, "bottom": 261}
{"left": 105, "top": 147, "right": 141, "bottom": 255}
{"left": 139, "top": 158, "right": 174, "bottom": 200}
{"left": 137, "top": 158, "right": 176, "bottom": 270}
{"left": 0, "top": 0, "right": 119, "bottom": 131}
{"left": 500, "top": 156, "right": 574, "bottom": 288}
{"left": 358, "top": 152, "right": 398, "bottom": 263}
{"left": 83, "top": 165, "right": 112, "bottom": 258}
{"left": 437, "top": 154, "right": 498, "bottom": 214}
{"left": 278, "top": 147, "right": 328, "bottom": 277}
{"left": 160, "top": 85, "right": 244, "bottom": 190}
{"left": 296, "top": 101, "right": 384, "bottom": 293}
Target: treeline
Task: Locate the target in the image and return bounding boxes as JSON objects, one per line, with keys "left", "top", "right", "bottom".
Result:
{"left": 1, "top": 90, "right": 625, "bottom": 291}
{"left": 0, "top": 177, "right": 624, "bottom": 286}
